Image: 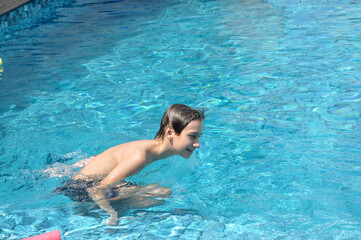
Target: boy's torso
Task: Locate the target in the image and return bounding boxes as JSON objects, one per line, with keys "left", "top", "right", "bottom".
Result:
{"left": 74, "top": 140, "right": 155, "bottom": 181}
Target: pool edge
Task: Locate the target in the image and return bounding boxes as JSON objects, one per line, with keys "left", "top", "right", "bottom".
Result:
{"left": 0, "top": 0, "right": 56, "bottom": 31}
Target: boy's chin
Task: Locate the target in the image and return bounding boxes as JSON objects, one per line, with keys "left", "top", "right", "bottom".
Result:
{"left": 180, "top": 152, "right": 192, "bottom": 159}
{"left": 177, "top": 152, "right": 190, "bottom": 159}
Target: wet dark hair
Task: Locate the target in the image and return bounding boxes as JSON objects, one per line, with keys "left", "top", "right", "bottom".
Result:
{"left": 155, "top": 104, "right": 205, "bottom": 140}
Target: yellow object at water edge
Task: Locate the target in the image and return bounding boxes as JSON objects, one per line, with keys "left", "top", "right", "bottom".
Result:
{"left": 0, "top": 57, "right": 2, "bottom": 65}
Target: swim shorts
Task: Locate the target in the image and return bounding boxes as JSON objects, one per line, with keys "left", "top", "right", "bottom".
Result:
{"left": 54, "top": 179, "right": 135, "bottom": 202}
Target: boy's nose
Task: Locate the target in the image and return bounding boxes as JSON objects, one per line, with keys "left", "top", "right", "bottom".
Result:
{"left": 193, "top": 141, "right": 200, "bottom": 148}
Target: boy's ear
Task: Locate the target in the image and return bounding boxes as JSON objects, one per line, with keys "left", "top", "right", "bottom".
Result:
{"left": 165, "top": 125, "right": 174, "bottom": 139}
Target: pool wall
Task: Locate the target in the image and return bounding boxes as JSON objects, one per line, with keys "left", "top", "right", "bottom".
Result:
{"left": 0, "top": 0, "right": 65, "bottom": 29}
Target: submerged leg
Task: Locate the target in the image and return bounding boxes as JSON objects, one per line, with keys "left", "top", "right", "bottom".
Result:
{"left": 110, "top": 183, "right": 172, "bottom": 200}
{"left": 43, "top": 162, "right": 75, "bottom": 178}
{"left": 110, "top": 184, "right": 171, "bottom": 209}
{"left": 43, "top": 156, "right": 94, "bottom": 178}
{"left": 136, "top": 184, "right": 172, "bottom": 198}
{"left": 72, "top": 156, "right": 94, "bottom": 168}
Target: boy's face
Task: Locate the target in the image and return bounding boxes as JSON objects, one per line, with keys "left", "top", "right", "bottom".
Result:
{"left": 172, "top": 120, "right": 203, "bottom": 159}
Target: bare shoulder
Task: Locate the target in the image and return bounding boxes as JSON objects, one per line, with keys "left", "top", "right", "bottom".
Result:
{"left": 111, "top": 140, "right": 153, "bottom": 163}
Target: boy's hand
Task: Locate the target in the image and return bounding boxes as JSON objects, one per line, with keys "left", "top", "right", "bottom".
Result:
{"left": 106, "top": 212, "right": 119, "bottom": 226}
{"left": 88, "top": 185, "right": 119, "bottom": 225}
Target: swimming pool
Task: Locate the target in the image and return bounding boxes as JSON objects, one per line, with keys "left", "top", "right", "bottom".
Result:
{"left": 1, "top": 0, "right": 361, "bottom": 238}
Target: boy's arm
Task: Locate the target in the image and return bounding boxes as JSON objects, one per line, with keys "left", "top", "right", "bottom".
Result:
{"left": 87, "top": 155, "right": 146, "bottom": 225}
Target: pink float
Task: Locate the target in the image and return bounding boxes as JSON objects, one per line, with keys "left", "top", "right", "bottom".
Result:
{"left": 22, "top": 230, "right": 61, "bottom": 240}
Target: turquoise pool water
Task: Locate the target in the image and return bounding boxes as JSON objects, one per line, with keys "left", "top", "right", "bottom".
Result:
{"left": 1, "top": 0, "right": 361, "bottom": 239}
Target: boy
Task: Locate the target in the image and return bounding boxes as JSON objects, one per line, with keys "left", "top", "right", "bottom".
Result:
{"left": 56, "top": 104, "right": 204, "bottom": 225}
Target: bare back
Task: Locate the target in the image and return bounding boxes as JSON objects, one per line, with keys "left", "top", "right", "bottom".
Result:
{"left": 74, "top": 140, "right": 157, "bottom": 182}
